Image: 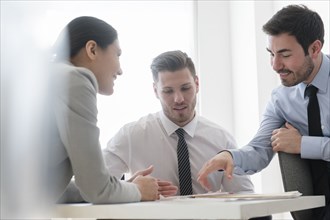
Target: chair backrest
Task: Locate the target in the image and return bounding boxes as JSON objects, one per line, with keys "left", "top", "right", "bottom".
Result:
{"left": 278, "top": 152, "right": 314, "bottom": 220}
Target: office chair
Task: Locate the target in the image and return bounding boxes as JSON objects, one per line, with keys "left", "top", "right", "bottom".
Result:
{"left": 278, "top": 152, "right": 314, "bottom": 220}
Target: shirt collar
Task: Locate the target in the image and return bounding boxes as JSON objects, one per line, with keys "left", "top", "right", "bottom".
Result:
{"left": 299, "top": 53, "right": 330, "bottom": 97}
{"left": 159, "top": 111, "right": 198, "bottom": 138}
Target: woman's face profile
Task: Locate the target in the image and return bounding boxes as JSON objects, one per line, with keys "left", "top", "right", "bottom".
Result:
{"left": 93, "top": 40, "right": 123, "bottom": 95}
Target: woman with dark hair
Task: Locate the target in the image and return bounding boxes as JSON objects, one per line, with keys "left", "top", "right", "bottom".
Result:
{"left": 49, "top": 16, "right": 160, "bottom": 204}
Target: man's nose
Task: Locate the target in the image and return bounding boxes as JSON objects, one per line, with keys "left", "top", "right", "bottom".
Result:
{"left": 174, "top": 92, "right": 184, "bottom": 103}
{"left": 272, "top": 56, "right": 283, "bottom": 72}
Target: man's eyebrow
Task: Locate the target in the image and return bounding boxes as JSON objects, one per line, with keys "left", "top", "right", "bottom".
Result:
{"left": 266, "top": 48, "right": 291, "bottom": 54}
{"left": 162, "top": 86, "right": 172, "bottom": 90}
{"left": 182, "top": 82, "right": 192, "bottom": 86}
{"left": 277, "top": 49, "right": 291, "bottom": 53}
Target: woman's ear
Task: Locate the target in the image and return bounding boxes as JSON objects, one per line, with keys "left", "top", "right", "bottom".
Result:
{"left": 85, "top": 40, "right": 98, "bottom": 60}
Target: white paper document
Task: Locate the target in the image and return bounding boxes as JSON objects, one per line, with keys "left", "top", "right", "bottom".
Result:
{"left": 162, "top": 191, "right": 302, "bottom": 200}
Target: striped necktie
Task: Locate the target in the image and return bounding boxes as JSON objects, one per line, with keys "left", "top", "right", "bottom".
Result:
{"left": 175, "top": 128, "right": 193, "bottom": 195}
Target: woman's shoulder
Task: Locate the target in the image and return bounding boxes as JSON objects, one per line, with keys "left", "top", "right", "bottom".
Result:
{"left": 52, "top": 62, "right": 98, "bottom": 93}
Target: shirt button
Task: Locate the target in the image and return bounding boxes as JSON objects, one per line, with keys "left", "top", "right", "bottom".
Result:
{"left": 321, "top": 125, "right": 325, "bottom": 130}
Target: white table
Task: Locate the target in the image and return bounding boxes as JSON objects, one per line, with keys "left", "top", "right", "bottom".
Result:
{"left": 54, "top": 195, "right": 325, "bottom": 220}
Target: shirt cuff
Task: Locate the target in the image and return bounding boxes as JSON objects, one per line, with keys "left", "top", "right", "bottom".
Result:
{"left": 301, "top": 136, "right": 323, "bottom": 160}
{"left": 229, "top": 149, "right": 250, "bottom": 175}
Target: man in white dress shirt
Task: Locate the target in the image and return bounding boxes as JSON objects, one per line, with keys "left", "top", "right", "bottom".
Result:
{"left": 103, "top": 50, "right": 255, "bottom": 197}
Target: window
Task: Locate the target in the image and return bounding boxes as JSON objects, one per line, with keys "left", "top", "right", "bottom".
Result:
{"left": 33, "top": 1, "right": 196, "bottom": 148}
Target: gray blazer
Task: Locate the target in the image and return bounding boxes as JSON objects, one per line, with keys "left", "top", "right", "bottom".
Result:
{"left": 49, "top": 62, "right": 140, "bottom": 204}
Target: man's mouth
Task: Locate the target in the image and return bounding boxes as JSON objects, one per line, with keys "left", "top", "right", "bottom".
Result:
{"left": 174, "top": 106, "right": 186, "bottom": 111}
{"left": 278, "top": 70, "right": 292, "bottom": 78}
{"left": 279, "top": 72, "right": 289, "bottom": 76}
{"left": 277, "top": 69, "right": 292, "bottom": 75}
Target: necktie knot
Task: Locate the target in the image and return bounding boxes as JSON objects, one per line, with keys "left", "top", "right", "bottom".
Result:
{"left": 305, "top": 85, "right": 318, "bottom": 98}
{"left": 175, "top": 128, "right": 185, "bottom": 138}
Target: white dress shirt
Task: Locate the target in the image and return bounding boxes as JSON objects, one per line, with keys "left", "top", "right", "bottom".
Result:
{"left": 104, "top": 111, "right": 254, "bottom": 194}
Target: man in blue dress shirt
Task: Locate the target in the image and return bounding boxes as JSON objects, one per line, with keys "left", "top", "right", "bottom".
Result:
{"left": 197, "top": 5, "right": 329, "bottom": 220}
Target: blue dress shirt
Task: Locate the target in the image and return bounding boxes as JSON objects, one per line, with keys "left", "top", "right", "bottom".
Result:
{"left": 231, "top": 53, "right": 330, "bottom": 175}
